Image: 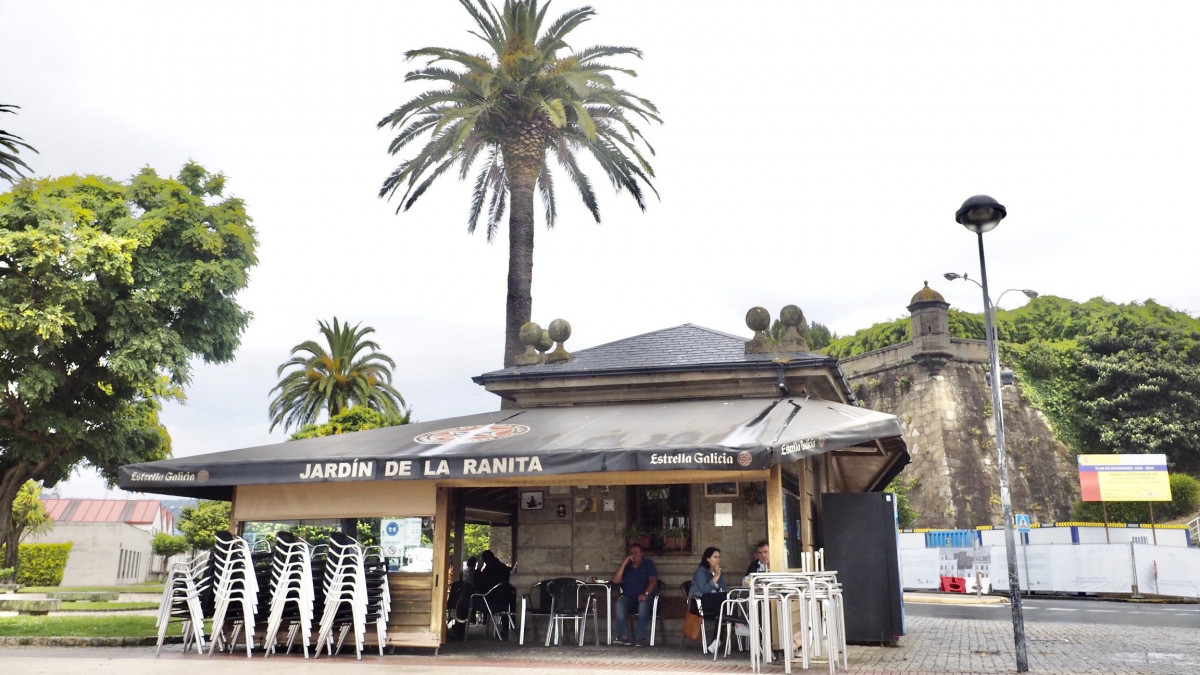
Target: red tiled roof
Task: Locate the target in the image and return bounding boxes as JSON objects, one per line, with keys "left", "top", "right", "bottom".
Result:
{"left": 40, "top": 499, "right": 163, "bottom": 524}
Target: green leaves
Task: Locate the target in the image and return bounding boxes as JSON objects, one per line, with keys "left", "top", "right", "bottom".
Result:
{"left": 378, "top": 0, "right": 659, "bottom": 233}
{"left": 178, "top": 500, "right": 232, "bottom": 551}
{"left": 268, "top": 318, "right": 408, "bottom": 432}
{"left": 1, "top": 164, "right": 256, "bottom": 546}
{"left": 0, "top": 104, "right": 38, "bottom": 184}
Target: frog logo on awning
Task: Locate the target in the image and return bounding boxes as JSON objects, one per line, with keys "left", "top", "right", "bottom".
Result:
{"left": 414, "top": 424, "right": 531, "bottom": 444}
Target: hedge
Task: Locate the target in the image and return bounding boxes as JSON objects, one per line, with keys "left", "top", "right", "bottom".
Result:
{"left": 0, "top": 543, "right": 73, "bottom": 586}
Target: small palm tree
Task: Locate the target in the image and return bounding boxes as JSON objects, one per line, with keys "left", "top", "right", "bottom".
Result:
{"left": 1, "top": 104, "right": 38, "bottom": 184}
{"left": 379, "top": 0, "right": 660, "bottom": 367}
{"left": 269, "top": 318, "right": 407, "bottom": 432}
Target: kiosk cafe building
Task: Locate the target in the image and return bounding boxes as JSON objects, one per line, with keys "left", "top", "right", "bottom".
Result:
{"left": 121, "top": 308, "right": 909, "bottom": 648}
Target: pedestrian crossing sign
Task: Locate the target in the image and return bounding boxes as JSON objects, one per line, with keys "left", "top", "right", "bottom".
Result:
{"left": 1015, "top": 513, "right": 1031, "bottom": 533}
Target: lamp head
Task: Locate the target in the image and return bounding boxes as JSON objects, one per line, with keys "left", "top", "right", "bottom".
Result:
{"left": 943, "top": 272, "right": 963, "bottom": 281}
{"left": 955, "top": 195, "right": 1007, "bottom": 233}
{"left": 1021, "top": 289, "right": 1039, "bottom": 299}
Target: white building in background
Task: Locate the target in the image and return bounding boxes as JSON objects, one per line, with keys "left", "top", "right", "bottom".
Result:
{"left": 32, "top": 499, "right": 174, "bottom": 586}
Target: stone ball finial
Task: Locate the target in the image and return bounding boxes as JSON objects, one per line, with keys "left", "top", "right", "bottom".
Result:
{"left": 746, "top": 307, "right": 771, "bottom": 332}
{"left": 546, "top": 318, "right": 573, "bottom": 363}
{"left": 548, "top": 318, "right": 572, "bottom": 343}
{"left": 779, "top": 304, "right": 804, "bottom": 328}
{"left": 536, "top": 328, "right": 554, "bottom": 352}
{"left": 519, "top": 322, "right": 543, "bottom": 346}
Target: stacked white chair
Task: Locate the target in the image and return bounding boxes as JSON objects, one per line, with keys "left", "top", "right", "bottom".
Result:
{"left": 314, "top": 532, "right": 380, "bottom": 659}
{"left": 207, "top": 531, "right": 260, "bottom": 658}
{"left": 262, "top": 531, "right": 315, "bottom": 658}
{"left": 745, "top": 568, "right": 847, "bottom": 675}
{"left": 156, "top": 552, "right": 209, "bottom": 656}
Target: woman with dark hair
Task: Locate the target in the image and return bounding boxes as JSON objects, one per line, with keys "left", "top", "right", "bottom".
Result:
{"left": 689, "top": 547, "right": 728, "bottom": 651}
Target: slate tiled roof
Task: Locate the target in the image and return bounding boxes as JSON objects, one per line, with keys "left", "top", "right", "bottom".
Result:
{"left": 41, "top": 498, "right": 162, "bottom": 524}
{"left": 475, "top": 323, "right": 833, "bottom": 381}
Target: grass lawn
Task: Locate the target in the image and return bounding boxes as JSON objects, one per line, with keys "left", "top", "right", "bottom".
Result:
{"left": 58, "top": 601, "right": 161, "bottom": 611}
{"left": 0, "top": 615, "right": 162, "bottom": 638}
{"left": 19, "top": 584, "right": 163, "bottom": 594}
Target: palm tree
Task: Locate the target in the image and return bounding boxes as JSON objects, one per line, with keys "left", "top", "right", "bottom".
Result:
{"left": 268, "top": 318, "right": 407, "bottom": 432}
{"left": 379, "top": 0, "right": 660, "bottom": 367}
{"left": 1, "top": 104, "right": 38, "bottom": 184}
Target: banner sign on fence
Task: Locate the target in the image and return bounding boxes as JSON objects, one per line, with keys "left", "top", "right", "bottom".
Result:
{"left": 1078, "top": 454, "right": 1171, "bottom": 502}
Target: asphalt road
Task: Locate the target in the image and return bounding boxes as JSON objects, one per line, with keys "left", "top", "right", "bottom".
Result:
{"left": 907, "top": 595, "right": 1200, "bottom": 629}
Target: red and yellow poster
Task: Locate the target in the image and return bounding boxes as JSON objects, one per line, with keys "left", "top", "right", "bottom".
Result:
{"left": 1078, "top": 454, "right": 1171, "bottom": 502}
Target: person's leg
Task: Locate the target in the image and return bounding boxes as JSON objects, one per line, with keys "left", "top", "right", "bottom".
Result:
{"left": 635, "top": 596, "right": 652, "bottom": 644}
{"left": 613, "top": 595, "right": 633, "bottom": 643}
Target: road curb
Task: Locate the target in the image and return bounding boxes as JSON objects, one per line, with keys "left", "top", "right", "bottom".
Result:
{"left": 0, "top": 636, "right": 180, "bottom": 647}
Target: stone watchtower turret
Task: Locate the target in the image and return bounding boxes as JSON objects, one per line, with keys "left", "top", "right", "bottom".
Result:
{"left": 907, "top": 281, "right": 952, "bottom": 375}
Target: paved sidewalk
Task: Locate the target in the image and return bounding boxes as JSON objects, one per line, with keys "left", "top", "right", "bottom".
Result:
{"left": 2, "top": 613, "right": 1198, "bottom": 674}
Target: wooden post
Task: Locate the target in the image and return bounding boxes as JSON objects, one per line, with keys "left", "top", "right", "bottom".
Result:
{"left": 1148, "top": 502, "right": 1157, "bottom": 545}
{"left": 1101, "top": 502, "right": 1110, "bottom": 543}
{"left": 766, "top": 465, "right": 786, "bottom": 571}
{"left": 430, "top": 487, "right": 451, "bottom": 642}
{"left": 452, "top": 496, "right": 466, "bottom": 580}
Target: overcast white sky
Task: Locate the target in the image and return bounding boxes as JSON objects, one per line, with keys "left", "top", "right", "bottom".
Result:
{"left": 4, "top": 1, "right": 1199, "bottom": 499}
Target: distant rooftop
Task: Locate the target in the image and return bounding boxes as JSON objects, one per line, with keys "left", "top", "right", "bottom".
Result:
{"left": 475, "top": 323, "right": 833, "bottom": 382}
{"left": 41, "top": 498, "right": 164, "bottom": 524}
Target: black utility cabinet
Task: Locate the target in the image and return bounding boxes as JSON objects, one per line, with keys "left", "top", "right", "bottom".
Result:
{"left": 820, "top": 492, "right": 905, "bottom": 645}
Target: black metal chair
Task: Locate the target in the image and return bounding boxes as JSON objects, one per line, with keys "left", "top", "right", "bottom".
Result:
{"left": 465, "top": 582, "right": 515, "bottom": 641}
{"left": 681, "top": 580, "right": 722, "bottom": 654}
{"left": 518, "top": 579, "right": 555, "bottom": 645}
{"left": 545, "top": 577, "right": 597, "bottom": 646}
{"left": 614, "top": 584, "right": 666, "bottom": 646}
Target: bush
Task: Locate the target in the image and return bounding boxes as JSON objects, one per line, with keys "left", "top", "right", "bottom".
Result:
{"left": 151, "top": 532, "right": 190, "bottom": 558}
{"left": 1070, "top": 473, "right": 1200, "bottom": 522}
{"left": 14, "top": 543, "right": 72, "bottom": 586}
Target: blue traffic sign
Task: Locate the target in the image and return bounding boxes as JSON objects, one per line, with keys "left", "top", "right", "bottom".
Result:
{"left": 1015, "top": 513, "right": 1031, "bottom": 533}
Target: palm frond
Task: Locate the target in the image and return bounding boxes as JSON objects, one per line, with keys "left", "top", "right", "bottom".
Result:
{"left": 537, "top": 155, "right": 556, "bottom": 227}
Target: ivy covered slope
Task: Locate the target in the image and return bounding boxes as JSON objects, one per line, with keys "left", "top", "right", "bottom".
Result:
{"left": 825, "top": 297, "right": 1200, "bottom": 474}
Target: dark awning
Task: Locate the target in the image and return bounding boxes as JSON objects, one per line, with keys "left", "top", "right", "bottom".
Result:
{"left": 119, "top": 397, "right": 906, "bottom": 499}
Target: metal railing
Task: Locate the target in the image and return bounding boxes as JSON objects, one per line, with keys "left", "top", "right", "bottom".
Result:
{"left": 1188, "top": 517, "right": 1200, "bottom": 547}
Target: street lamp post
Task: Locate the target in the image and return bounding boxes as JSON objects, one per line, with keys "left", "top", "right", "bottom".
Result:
{"left": 953, "top": 195, "right": 1029, "bottom": 672}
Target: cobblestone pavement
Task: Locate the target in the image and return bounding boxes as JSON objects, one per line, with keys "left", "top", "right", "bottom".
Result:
{"left": 1, "top": 614, "right": 1198, "bottom": 674}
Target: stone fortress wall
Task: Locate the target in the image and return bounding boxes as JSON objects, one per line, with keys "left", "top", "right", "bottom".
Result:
{"left": 839, "top": 284, "right": 1079, "bottom": 529}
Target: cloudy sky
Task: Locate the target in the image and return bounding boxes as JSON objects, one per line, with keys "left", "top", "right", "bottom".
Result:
{"left": 4, "top": 1, "right": 1198, "bottom": 498}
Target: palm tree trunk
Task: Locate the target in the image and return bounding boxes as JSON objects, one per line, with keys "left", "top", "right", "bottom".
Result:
{"left": 501, "top": 128, "right": 546, "bottom": 368}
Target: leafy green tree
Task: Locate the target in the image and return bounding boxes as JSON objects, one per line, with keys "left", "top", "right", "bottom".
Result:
{"left": 378, "top": 0, "right": 660, "bottom": 367}
{"left": 885, "top": 476, "right": 919, "bottom": 529}
{"left": 269, "top": 319, "right": 407, "bottom": 432}
{"left": 177, "top": 500, "right": 232, "bottom": 551}
{"left": 0, "top": 164, "right": 257, "bottom": 554}
{"left": 806, "top": 322, "right": 834, "bottom": 351}
{"left": 1070, "top": 473, "right": 1200, "bottom": 522}
{"left": 291, "top": 405, "right": 412, "bottom": 440}
{"left": 0, "top": 104, "right": 37, "bottom": 184}
{"left": 151, "top": 532, "right": 190, "bottom": 558}
{"left": 1076, "top": 325, "right": 1200, "bottom": 472}
{"left": 3, "top": 480, "right": 53, "bottom": 573}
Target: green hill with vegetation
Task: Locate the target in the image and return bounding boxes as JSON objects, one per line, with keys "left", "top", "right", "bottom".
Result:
{"left": 823, "top": 297, "right": 1200, "bottom": 476}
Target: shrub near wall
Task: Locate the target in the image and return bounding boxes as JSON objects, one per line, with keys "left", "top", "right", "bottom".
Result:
{"left": 10, "top": 543, "right": 73, "bottom": 586}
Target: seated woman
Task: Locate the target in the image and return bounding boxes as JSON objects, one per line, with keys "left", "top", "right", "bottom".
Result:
{"left": 689, "top": 546, "right": 727, "bottom": 651}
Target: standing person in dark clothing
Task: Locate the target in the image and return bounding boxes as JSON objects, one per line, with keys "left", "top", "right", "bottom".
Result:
{"left": 611, "top": 542, "right": 658, "bottom": 646}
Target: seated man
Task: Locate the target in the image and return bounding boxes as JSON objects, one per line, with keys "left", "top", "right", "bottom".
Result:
{"left": 745, "top": 540, "right": 769, "bottom": 579}
{"left": 611, "top": 542, "right": 658, "bottom": 646}
{"left": 472, "top": 550, "right": 514, "bottom": 637}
